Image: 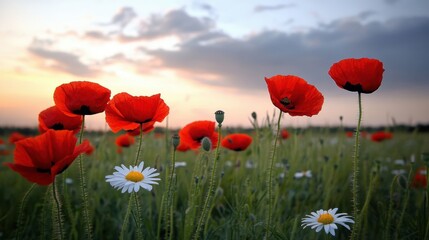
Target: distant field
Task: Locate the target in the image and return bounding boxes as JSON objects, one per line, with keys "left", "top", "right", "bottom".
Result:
{"left": 1, "top": 126, "right": 428, "bottom": 239}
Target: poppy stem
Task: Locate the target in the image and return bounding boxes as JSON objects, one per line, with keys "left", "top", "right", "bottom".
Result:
{"left": 131, "top": 123, "right": 144, "bottom": 238}
{"left": 77, "top": 115, "right": 93, "bottom": 239}
{"left": 165, "top": 140, "right": 178, "bottom": 240}
{"left": 265, "top": 110, "right": 282, "bottom": 240}
{"left": 194, "top": 123, "right": 222, "bottom": 240}
{"left": 134, "top": 123, "right": 143, "bottom": 165}
{"left": 350, "top": 92, "right": 362, "bottom": 240}
{"left": 52, "top": 178, "right": 64, "bottom": 240}
{"left": 16, "top": 183, "right": 35, "bottom": 240}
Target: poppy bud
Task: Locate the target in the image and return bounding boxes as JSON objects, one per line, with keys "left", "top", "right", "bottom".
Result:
{"left": 215, "top": 110, "right": 225, "bottom": 126}
{"left": 251, "top": 112, "right": 257, "bottom": 120}
{"left": 172, "top": 134, "right": 180, "bottom": 150}
{"left": 201, "top": 137, "right": 212, "bottom": 152}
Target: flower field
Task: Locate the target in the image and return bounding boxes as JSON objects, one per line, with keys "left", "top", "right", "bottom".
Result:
{"left": 0, "top": 58, "right": 428, "bottom": 239}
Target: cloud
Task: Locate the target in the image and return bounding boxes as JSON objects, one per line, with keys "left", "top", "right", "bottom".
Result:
{"left": 119, "top": 9, "right": 215, "bottom": 41}
{"left": 110, "top": 7, "right": 137, "bottom": 29}
{"left": 254, "top": 4, "right": 296, "bottom": 13}
{"left": 143, "top": 16, "right": 429, "bottom": 93}
{"left": 28, "top": 40, "right": 100, "bottom": 77}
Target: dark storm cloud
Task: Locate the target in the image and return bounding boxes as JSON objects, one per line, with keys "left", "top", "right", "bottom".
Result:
{"left": 28, "top": 45, "right": 100, "bottom": 77}
{"left": 119, "top": 9, "right": 215, "bottom": 41}
{"left": 143, "top": 16, "right": 429, "bottom": 93}
{"left": 254, "top": 4, "right": 296, "bottom": 13}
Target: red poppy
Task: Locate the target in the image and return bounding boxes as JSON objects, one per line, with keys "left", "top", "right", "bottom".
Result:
{"left": 54, "top": 81, "right": 111, "bottom": 116}
{"left": 281, "top": 129, "right": 290, "bottom": 139}
{"left": 221, "top": 133, "right": 252, "bottom": 151}
{"left": 328, "top": 58, "right": 384, "bottom": 94}
{"left": 105, "top": 93, "right": 169, "bottom": 133}
{"left": 371, "top": 131, "right": 393, "bottom": 142}
{"left": 178, "top": 120, "right": 218, "bottom": 150}
{"left": 4, "top": 130, "right": 91, "bottom": 185}
{"left": 411, "top": 167, "right": 427, "bottom": 189}
{"left": 85, "top": 142, "right": 95, "bottom": 155}
{"left": 8, "top": 132, "right": 27, "bottom": 143}
{"left": 176, "top": 142, "right": 191, "bottom": 152}
{"left": 38, "top": 106, "right": 82, "bottom": 133}
{"left": 265, "top": 75, "right": 324, "bottom": 116}
{"left": 126, "top": 125, "right": 155, "bottom": 136}
{"left": 346, "top": 131, "right": 354, "bottom": 138}
{"left": 115, "top": 134, "right": 135, "bottom": 147}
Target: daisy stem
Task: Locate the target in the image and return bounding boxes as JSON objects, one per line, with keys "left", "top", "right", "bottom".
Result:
{"left": 120, "top": 193, "right": 134, "bottom": 240}
{"left": 134, "top": 124, "right": 143, "bottom": 165}
{"left": 133, "top": 193, "right": 144, "bottom": 240}
{"left": 52, "top": 178, "right": 64, "bottom": 240}
{"left": 77, "top": 115, "right": 93, "bottom": 240}
{"left": 16, "top": 183, "right": 35, "bottom": 240}
{"left": 193, "top": 123, "right": 222, "bottom": 240}
{"left": 350, "top": 92, "right": 362, "bottom": 240}
{"left": 265, "top": 110, "right": 282, "bottom": 240}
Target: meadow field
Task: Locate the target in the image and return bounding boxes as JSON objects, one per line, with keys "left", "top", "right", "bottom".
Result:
{"left": 1, "top": 122, "right": 428, "bottom": 240}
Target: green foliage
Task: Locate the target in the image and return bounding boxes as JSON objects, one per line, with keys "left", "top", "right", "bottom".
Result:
{"left": 0, "top": 127, "right": 428, "bottom": 239}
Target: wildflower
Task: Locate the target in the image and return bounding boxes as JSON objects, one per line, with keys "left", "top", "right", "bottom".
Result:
{"left": 345, "top": 131, "right": 354, "bottom": 138}
{"left": 4, "top": 130, "right": 91, "bottom": 185}
{"left": 394, "top": 159, "right": 405, "bottom": 165}
{"left": 85, "top": 142, "right": 95, "bottom": 155}
{"left": 294, "top": 170, "right": 312, "bottom": 179}
{"left": 245, "top": 160, "right": 256, "bottom": 169}
{"left": 115, "top": 134, "right": 136, "bottom": 148}
{"left": 221, "top": 133, "right": 252, "bottom": 151}
{"left": 176, "top": 142, "right": 191, "bottom": 152}
{"left": 54, "top": 81, "right": 111, "bottom": 116}
{"left": 391, "top": 169, "right": 407, "bottom": 175}
{"left": 328, "top": 58, "right": 384, "bottom": 94}
{"left": 174, "top": 162, "right": 187, "bottom": 168}
{"left": 302, "top": 208, "right": 354, "bottom": 236}
{"left": 371, "top": 131, "right": 393, "bottom": 142}
{"left": 265, "top": 75, "right": 324, "bottom": 116}
{"left": 178, "top": 120, "right": 218, "bottom": 150}
{"left": 411, "top": 167, "right": 427, "bottom": 189}
{"left": 105, "top": 162, "right": 160, "bottom": 193}
{"left": 105, "top": 93, "right": 169, "bottom": 133}
{"left": 280, "top": 129, "right": 290, "bottom": 139}
{"left": 8, "top": 132, "right": 27, "bottom": 143}
{"left": 65, "top": 178, "right": 74, "bottom": 184}
{"left": 126, "top": 125, "right": 155, "bottom": 136}
{"left": 38, "top": 106, "right": 82, "bottom": 133}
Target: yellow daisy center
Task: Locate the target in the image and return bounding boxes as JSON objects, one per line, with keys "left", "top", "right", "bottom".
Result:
{"left": 317, "top": 213, "right": 334, "bottom": 224}
{"left": 125, "top": 171, "right": 144, "bottom": 182}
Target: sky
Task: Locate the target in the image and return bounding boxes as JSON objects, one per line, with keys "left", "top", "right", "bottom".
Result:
{"left": 0, "top": 0, "right": 428, "bottom": 130}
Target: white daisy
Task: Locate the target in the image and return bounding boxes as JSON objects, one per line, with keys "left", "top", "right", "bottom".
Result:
{"left": 294, "top": 170, "right": 312, "bottom": 179}
{"left": 301, "top": 208, "right": 354, "bottom": 236}
{"left": 174, "top": 161, "right": 187, "bottom": 168}
{"left": 105, "top": 162, "right": 160, "bottom": 193}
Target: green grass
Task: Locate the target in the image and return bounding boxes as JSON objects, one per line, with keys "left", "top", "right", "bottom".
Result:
{"left": 0, "top": 126, "right": 428, "bottom": 240}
